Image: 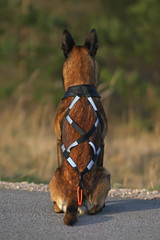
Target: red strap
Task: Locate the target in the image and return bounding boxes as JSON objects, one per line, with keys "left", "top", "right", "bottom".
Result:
{"left": 77, "top": 186, "right": 83, "bottom": 205}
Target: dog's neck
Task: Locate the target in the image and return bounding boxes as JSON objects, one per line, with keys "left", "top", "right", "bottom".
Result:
{"left": 62, "top": 46, "right": 99, "bottom": 91}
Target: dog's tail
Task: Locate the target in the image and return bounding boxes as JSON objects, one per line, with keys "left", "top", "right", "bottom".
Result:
{"left": 64, "top": 197, "right": 78, "bottom": 226}
{"left": 64, "top": 205, "right": 78, "bottom": 226}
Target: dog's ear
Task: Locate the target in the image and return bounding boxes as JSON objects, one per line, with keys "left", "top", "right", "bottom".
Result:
{"left": 62, "top": 29, "right": 75, "bottom": 58}
{"left": 84, "top": 29, "right": 98, "bottom": 57}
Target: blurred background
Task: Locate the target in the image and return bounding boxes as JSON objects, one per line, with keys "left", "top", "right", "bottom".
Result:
{"left": 0, "top": 0, "right": 160, "bottom": 190}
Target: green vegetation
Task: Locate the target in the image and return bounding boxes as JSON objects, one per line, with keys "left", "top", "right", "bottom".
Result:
{"left": 0, "top": 0, "right": 160, "bottom": 128}
{"left": 0, "top": 0, "right": 160, "bottom": 189}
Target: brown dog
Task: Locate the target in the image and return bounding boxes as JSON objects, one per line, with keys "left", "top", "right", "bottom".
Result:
{"left": 49, "top": 29, "right": 110, "bottom": 226}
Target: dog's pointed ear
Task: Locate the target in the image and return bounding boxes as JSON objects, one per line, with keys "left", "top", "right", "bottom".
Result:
{"left": 62, "top": 29, "right": 75, "bottom": 57}
{"left": 84, "top": 29, "right": 98, "bottom": 57}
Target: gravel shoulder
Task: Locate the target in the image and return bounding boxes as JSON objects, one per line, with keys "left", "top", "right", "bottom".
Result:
{"left": 0, "top": 181, "right": 160, "bottom": 200}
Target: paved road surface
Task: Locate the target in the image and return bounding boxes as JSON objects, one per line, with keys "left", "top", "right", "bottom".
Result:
{"left": 0, "top": 189, "right": 160, "bottom": 240}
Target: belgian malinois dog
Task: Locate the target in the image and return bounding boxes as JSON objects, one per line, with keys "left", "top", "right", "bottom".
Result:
{"left": 49, "top": 29, "right": 110, "bottom": 226}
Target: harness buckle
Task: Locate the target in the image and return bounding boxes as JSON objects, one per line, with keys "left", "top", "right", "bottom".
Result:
{"left": 77, "top": 186, "right": 83, "bottom": 206}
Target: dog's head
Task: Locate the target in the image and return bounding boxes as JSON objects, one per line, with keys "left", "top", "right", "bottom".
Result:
{"left": 61, "top": 29, "right": 99, "bottom": 90}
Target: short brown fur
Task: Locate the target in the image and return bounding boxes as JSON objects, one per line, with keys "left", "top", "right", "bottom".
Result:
{"left": 49, "top": 29, "right": 110, "bottom": 226}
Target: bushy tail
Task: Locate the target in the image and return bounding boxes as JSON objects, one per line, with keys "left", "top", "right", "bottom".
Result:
{"left": 64, "top": 205, "right": 78, "bottom": 226}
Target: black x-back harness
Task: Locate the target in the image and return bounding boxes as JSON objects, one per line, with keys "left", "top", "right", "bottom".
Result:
{"left": 61, "top": 84, "right": 103, "bottom": 205}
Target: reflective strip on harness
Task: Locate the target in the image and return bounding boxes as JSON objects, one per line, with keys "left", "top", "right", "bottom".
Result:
{"left": 87, "top": 97, "right": 97, "bottom": 111}
{"left": 87, "top": 159, "right": 94, "bottom": 170}
{"left": 97, "top": 147, "right": 101, "bottom": 156}
{"left": 69, "top": 95, "right": 80, "bottom": 109}
{"left": 61, "top": 144, "right": 65, "bottom": 152}
{"left": 66, "top": 115, "right": 73, "bottom": 125}
{"left": 67, "top": 157, "right": 77, "bottom": 168}
{"left": 94, "top": 118, "right": 99, "bottom": 127}
{"left": 88, "top": 141, "right": 96, "bottom": 155}
{"left": 67, "top": 141, "right": 78, "bottom": 152}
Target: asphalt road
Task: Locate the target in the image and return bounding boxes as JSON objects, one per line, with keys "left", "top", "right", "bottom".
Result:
{"left": 0, "top": 189, "right": 160, "bottom": 240}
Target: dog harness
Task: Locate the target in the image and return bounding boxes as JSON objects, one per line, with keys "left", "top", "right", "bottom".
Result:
{"left": 61, "top": 85, "right": 103, "bottom": 205}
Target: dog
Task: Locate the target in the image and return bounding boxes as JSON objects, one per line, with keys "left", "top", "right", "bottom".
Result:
{"left": 49, "top": 29, "right": 110, "bottom": 226}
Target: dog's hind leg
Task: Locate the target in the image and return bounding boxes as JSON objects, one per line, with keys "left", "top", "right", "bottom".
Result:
{"left": 88, "top": 167, "right": 110, "bottom": 214}
{"left": 54, "top": 202, "right": 63, "bottom": 213}
{"left": 64, "top": 192, "right": 78, "bottom": 226}
{"left": 49, "top": 172, "right": 67, "bottom": 213}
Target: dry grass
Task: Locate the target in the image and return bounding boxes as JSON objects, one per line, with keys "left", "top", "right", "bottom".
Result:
{"left": 0, "top": 97, "right": 57, "bottom": 183}
{"left": 105, "top": 128, "right": 160, "bottom": 189}
{"left": 0, "top": 98, "right": 160, "bottom": 190}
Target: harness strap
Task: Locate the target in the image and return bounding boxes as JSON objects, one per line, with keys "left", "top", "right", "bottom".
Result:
{"left": 62, "top": 84, "right": 100, "bottom": 100}
{"left": 61, "top": 86, "right": 102, "bottom": 205}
